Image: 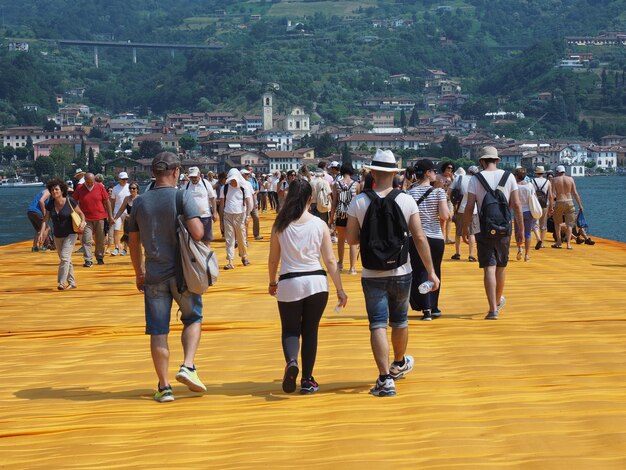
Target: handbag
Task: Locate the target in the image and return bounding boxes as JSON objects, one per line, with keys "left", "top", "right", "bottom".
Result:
{"left": 69, "top": 199, "right": 82, "bottom": 232}
{"left": 529, "top": 192, "right": 542, "bottom": 219}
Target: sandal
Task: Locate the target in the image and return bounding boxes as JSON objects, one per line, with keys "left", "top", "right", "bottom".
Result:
{"left": 535, "top": 241, "right": 542, "bottom": 250}
{"left": 224, "top": 263, "right": 234, "bottom": 270}
{"left": 242, "top": 259, "right": 251, "bottom": 266}
{"left": 551, "top": 244, "right": 562, "bottom": 249}
{"left": 450, "top": 253, "right": 461, "bottom": 260}
{"left": 468, "top": 256, "right": 477, "bottom": 262}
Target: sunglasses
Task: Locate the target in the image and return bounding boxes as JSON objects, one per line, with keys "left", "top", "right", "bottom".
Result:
{"left": 130, "top": 187, "right": 139, "bottom": 190}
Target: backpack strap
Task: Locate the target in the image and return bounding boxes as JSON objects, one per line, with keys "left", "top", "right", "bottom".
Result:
{"left": 497, "top": 171, "right": 511, "bottom": 190}
{"left": 414, "top": 187, "right": 434, "bottom": 206}
{"left": 474, "top": 172, "right": 495, "bottom": 195}
{"left": 175, "top": 188, "right": 183, "bottom": 217}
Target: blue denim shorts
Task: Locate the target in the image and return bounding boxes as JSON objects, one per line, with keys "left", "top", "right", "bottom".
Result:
{"left": 361, "top": 273, "right": 411, "bottom": 330}
{"left": 144, "top": 277, "right": 203, "bottom": 335}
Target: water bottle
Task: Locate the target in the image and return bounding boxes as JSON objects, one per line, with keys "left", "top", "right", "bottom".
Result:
{"left": 334, "top": 302, "right": 342, "bottom": 313}
{"left": 418, "top": 281, "right": 434, "bottom": 294}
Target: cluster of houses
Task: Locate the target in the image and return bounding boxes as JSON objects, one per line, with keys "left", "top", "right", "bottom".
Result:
{"left": 3, "top": 89, "right": 626, "bottom": 180}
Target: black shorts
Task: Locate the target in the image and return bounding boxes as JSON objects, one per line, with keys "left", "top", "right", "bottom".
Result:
{"left": 200, "top": 217, "right": 213, "bottom": 242}
{"left": 335, "top": 217, "right": 348, "bottom": 228}
{"left": 27, "top": 211, "right": 44, "bottom": 231}
{"left": 476, "top": 232, "right": 510, "bottom": 268}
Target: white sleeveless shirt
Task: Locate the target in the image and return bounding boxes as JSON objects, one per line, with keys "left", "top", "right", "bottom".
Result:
{"left": 276, "top": 216, "right": 329, "bottom": 302}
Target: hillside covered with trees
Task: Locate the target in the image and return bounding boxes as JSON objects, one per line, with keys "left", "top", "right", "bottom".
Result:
{"left": 1, "top": 0, "right": 626, "bottom": 139}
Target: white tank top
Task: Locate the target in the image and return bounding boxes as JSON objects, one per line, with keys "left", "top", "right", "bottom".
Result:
{"left": 276, "top": 216, "right": 329, "bottom": 302}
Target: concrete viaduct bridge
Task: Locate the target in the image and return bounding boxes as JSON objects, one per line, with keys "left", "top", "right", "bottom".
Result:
{"left": 55, "top": 39, "right": 223, "bottom": 67}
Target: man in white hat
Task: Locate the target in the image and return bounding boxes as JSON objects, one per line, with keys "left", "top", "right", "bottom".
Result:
{"left": 183, "top": 167, "right": 218, "bottom": 247}
{"left": 462, "top": 146, "right": 524, "bottom": 320}
{"left": 531, "top": 165, "right": 553, "bottom": 249}
{"left": 110, "top": 171, "right": 131, "bottom": 255}
{"left": 551, "top": 164, "right": 583, "bottom": 250}
{"left": 347, "top": 149, "right": 439, "bottom": 397}
{"left": 218, "top": 168, "right": 253, "bottom": 269}
{"left": 241, "top": 167, "right": 263, "bottom": 240}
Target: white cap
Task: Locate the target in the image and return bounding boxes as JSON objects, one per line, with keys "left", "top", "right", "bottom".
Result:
{"left": 329, "top": 161, "right": 340, "bottom": 168}
{"left": 240, "top": 168, "right": 251, "bottom": 175}
{"left": 188, "top": 167, "right": 200, "bottom": 177}
{"left": 118, "top": 171, "right": 129, "bottom": 179}
{"left": 555, "top": 165, "right": 566, "bottom": 173}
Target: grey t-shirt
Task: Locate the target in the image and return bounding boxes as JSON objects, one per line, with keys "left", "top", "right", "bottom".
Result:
{"left": 127, "top": 187, "right": 200, "bottom": 284}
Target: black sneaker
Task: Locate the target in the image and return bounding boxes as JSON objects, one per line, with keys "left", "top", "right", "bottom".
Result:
{"left": 450, "top": 253, "right": 461, "bottom": 260}
{"left": 300, "top": 377, "right": 319, "bottom": 394}
{"left": 585, "top": 238, "right": 595, "bottom": 245}
{"left": 421, "top": 310, "right": 432, "bottom": 321}
{"left": 431, "top": 308, "right": 442, "bottom": 318}
{"left": 83, "top": 261, "right": 93, "bottom": 267}
{"left": 282, "top": 360, "right": 299, "bottom": 393}
{"left": 97, "top": 258, "right": 104, "bottom": 265}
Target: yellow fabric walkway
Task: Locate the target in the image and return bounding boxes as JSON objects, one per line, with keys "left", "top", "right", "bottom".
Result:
{"left": 2, "top": 212, "right": 626, "bottom": 468}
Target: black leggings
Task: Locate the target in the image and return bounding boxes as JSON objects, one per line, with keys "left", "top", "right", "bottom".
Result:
{"left": 409, "top": 237, "right": 444, "bottom": 312}
{"left": 278, "top": 291, "right": 329, "bottom": 378}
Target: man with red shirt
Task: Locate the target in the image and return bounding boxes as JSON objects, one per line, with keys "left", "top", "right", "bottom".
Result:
{"left": 74, "top": 172, "right": 115, "bottom": 267}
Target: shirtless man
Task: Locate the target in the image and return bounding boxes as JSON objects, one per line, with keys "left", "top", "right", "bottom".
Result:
{"left": 551, "top": 165, "right": 583, "bottom": 250}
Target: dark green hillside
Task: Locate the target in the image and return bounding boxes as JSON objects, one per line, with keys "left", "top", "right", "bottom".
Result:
{"left": 1, "top": 0, "right": 625, "bottom": 137}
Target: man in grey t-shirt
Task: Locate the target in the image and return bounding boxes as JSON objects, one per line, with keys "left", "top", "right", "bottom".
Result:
{"left": 127, "top": 152, "right": 207, "bottom": 403}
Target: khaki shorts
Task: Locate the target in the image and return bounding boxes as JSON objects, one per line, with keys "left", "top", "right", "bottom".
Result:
{"left": 453, "top": 211, "right": 479, "bottom": 236}
{"left": 553, "top": 200, "right": 575, "bottom": 226}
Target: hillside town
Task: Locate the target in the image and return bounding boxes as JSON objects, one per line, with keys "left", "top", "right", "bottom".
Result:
{"left": 1, "top": 83, "right": 625, "bottom": 183}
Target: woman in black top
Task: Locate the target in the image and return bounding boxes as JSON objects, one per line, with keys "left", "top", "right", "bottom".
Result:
{"left": 39, "top": 179, "right": 86, "bottom": 290}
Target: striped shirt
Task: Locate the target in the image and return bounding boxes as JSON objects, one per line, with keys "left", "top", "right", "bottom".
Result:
{"left": 407, "top": 185, "right": 446, "bottom": 239}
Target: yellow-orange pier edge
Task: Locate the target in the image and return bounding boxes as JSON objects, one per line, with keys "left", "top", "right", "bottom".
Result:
{"left": 2, "top": 213, "right": 626, "bottom": 468}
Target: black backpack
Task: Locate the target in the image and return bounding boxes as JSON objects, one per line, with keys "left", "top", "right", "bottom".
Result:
{"left": 532, "top": 178, "right": 548, "bottom": 209}
{"left": 474, "top": 171, "right": 512, "bottom": 239}
{"left": 450, "top": 176, "right": 463, "bottom": 206}
{"left": 360, "top": 189, "right": 410, "bottom": 270}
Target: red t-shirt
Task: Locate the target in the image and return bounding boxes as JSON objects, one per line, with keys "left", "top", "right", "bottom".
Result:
{"left": 74, "top": 182, "right": 109, "bottom": 221}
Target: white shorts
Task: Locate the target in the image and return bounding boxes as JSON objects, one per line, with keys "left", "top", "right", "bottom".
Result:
{"left": 114, "top": 213, "right": 126, "bottom": 231}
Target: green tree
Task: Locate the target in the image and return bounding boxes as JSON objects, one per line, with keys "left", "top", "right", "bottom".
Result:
{"left": 25, "top": 136, "right": 34, "bottom": 160}
{"left": 87, "top": 147, "right": 97, "bottom": 173}
{"left": 49, "top": 145, "right": 75, "bottom": 179}
{"left": 314, "top": 133, "right": 336, "bottom": 159}
{"left": 34, "top": 155, "right": 55, "bottom": 179}
{"left": 139, "top": 140, "right": 162, "bottom": 159}
{"left": 400, "top": 109, "right": 407, "bottom": 128}
{"left": 441, "top": 134, "right": 462, "bottom": 159}
{"left": 409, "top": 107, "right": 418, "bottom": 127}
{"left": 341, "top": 144, "right": 352, "bottom": 166}
{"left": 43, "top": 120, "right": 57, "bottom": 132}
{"left": 178, "top": 135, "right": 197, "bottom": 152}
{"left": 15, "top": 147, "right": 29, "bottom": 160}
{"left": 3, "top": 145, "right": 15, "bottom": 160}
{"left": 88, "top": 127, "right": 103, "bottom": 139}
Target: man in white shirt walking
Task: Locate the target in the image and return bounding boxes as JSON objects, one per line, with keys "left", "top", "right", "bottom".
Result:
{"left": 463, "top": 146, "right": 524, "bottom": 320}
{"left": 183, "top": 167, "right": 218, "bottom": 247}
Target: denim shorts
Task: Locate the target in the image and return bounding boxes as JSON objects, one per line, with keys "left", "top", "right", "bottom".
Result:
{"left": 361, "top": 273, "right": 412, "bottom": 330}
{"left": 144, "top": 277, "right": 203, "bottom": 335}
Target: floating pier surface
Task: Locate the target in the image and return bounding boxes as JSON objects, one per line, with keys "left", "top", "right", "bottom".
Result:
{"left": 2, "top": 214, "right": 626, "bottom": 468}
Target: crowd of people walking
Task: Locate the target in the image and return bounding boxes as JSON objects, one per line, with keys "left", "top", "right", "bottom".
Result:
{"left": 28, "top": 146, "right": 595, "bottom": 401}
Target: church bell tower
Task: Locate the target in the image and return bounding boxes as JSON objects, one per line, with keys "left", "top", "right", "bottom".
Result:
{"left": 262, "top": 92, "right": 273, "bottom": 131}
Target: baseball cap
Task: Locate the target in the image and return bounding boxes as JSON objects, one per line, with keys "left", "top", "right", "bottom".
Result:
{"left": 118, "top": 171, "right": 129, "bottom": 179}
{"left": 555, "top": 165, "right": 566, "bottom": 173}
{"left": 188, "top": 167, "right": 201, "bottom": 177}
{"left": 151, "top": 152, "right": 181, "bottom": 171}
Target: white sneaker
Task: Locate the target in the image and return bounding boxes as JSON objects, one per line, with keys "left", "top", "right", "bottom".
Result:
{"left": 369, "top": 377, "right": 396, "bottom": 397}
{"left": 389, "top": 355, "right": 414, "bottom": 380}
{"left": 111, "top": 248, "right": 119, "bottom": 256}
{"left": 496, "top": 296, "right": 506, "bottom": 313}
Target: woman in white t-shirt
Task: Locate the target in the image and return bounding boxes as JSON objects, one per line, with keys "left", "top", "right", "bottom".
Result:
{"left": 268, "top": 179, "right": 348, "bottom": 395}
{"left": 514, "top": 167, "right": 535, "bottom": 262}
{"left": 407, "top": 159, "right": 450, "bottom": 321}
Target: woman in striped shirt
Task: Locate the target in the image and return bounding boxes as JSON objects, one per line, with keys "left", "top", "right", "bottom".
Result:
{"left": 407, "top": 159, "right": 451, "bottom": 321}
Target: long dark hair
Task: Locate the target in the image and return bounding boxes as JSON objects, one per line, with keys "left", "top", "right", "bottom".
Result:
{"left": 273, "top": 178, "right": 312, "bottom": 234}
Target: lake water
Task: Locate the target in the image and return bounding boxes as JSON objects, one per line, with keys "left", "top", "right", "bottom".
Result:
{"left": 1, "top": 176, "right": 625, "bottom": 246}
